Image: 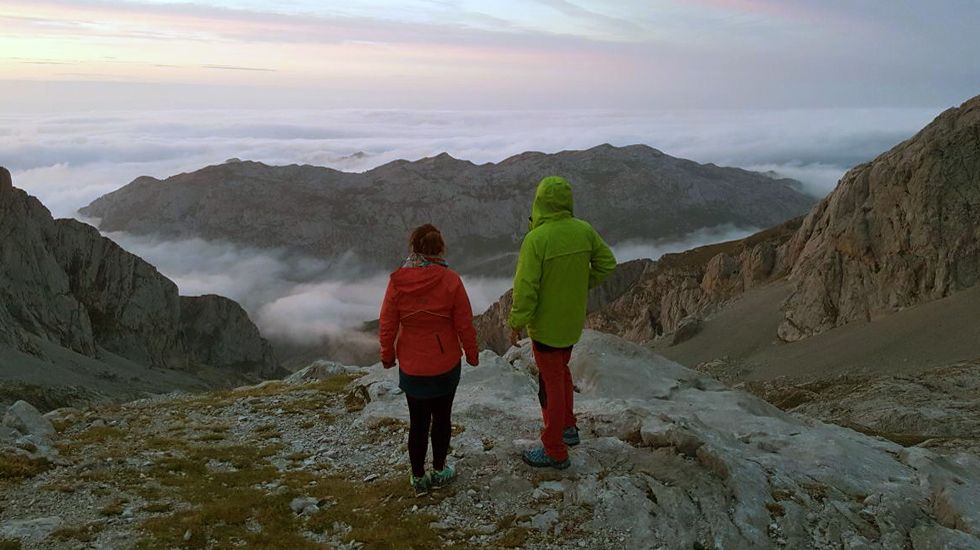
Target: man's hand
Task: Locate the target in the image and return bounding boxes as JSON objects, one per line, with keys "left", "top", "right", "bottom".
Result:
{"left": 382, "top": 360, "right": 396, "bottom": 369}
{"left": 509, "top": 328, "right": 523, "bottom": 348}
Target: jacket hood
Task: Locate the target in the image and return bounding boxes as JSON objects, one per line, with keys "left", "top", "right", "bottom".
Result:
{"left": 529, "top": 176, "right": 574, "bottom": 230}
{"left": 390, "top": 264, "right": 448, "bottom": 295}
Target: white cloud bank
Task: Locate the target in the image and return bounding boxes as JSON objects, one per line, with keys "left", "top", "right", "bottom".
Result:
{"left": 612, "top": 225, "right": 761, "bottom": 264}
{"left": 2, "top": 107, "right": 940, "bottom": 219}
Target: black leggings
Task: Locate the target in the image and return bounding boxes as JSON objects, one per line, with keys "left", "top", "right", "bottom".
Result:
{"left": 406, "top": 391, "right": 456, "bottom": 478}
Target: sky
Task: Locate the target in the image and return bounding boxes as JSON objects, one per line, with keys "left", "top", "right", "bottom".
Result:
{"left": 1, "top": 0, "right": 978, "bottom": 110}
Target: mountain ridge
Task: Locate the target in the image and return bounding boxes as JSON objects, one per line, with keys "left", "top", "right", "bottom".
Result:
{"left": 80, "top": 144, "right": 815, "bottom": 276}
{"left": 0, "top": 167, "right": 284, "bottom": 408}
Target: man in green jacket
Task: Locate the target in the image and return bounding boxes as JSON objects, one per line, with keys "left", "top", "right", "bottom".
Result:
{"left": 508, "top": 175, "right": 617, "bottom": 468}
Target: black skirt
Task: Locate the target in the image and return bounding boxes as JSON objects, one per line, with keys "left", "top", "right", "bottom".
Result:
{"left": 399, "top": 362, "right": 461, "bottom": 399}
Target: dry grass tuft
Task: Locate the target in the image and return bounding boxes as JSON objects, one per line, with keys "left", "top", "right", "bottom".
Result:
{"left": 0, "top": 452, "right": 50, "bottom": 481}
{"left": 51, "top": 521, "right": 104, "bottom": 543}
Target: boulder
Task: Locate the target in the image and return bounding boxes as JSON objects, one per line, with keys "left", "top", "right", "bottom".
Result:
{"left": 285, "top": 361, "right": 353, "bottom": 384}
{"left": 3, "top": 400, "right": 55, "bottom": 439}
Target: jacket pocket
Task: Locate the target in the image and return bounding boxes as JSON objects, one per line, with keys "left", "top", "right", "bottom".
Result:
{"left": 435, "top": 334, "right": 445, "bottom": 354}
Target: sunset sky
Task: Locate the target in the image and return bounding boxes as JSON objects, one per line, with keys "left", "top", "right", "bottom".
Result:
{"left": 2, "top": 0, "right": 978, "bottom": 110}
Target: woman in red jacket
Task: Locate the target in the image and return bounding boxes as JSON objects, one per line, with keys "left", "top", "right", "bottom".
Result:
{"left": 379, "top": 224, "right": 480, "bottom": 496}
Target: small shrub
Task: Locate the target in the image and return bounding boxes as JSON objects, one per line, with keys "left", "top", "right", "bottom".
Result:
{"left": 0, "top": 452, "right": 50, "bottom": 481}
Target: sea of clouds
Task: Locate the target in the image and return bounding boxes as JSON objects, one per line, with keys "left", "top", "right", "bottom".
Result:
{"left": 1, "top": 107, "right": 939, "bottom": 349}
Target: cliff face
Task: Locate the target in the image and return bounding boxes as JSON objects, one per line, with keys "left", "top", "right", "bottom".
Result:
{"left": 778, "top": 95, "right": 980, "bottom": 340}
{"left": 81, "top": 144, "right": 814, "bottom": 276}
{"left": 0, "top": 167, "right": 279, "bottom": 376}
{"left": 179, "top": 295, "right": 279, "bottom": 377}
{"left": 586, "top": 219, "right": 801, "bottom": 343}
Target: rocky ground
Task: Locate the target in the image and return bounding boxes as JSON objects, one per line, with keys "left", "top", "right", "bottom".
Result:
{"left": 2, "top": 332, "right": 980, "bottom": 549}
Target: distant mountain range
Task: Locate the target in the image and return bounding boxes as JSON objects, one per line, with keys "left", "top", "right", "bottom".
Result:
{"left": 81, "top": 144, "right": 816, "bottom": 275}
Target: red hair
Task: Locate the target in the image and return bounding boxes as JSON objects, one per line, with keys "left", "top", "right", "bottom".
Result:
{"left": 409, "top": 224, "right": 445, "bottom": 256}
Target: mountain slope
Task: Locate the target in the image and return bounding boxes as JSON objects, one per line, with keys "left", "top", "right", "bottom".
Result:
{"left": 0, "top": 167, "right": 282, "bottom": 407}
{"left": 779, "top": 94, "right": 980, "bottom": 340}
{"left": 80, "top": 144, "right": 815, "bottom": 274}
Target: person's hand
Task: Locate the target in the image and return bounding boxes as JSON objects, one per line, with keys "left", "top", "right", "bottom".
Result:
{"left": 382, "top": 359, "right": 396, "bottom": 369}
{"left": 509, "top": 328, "right": 523, "bottom": 348}
{"left": 466, "top": 356, "right": 479, "bottom": 367}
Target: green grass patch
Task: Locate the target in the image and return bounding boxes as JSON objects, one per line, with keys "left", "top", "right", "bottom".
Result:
{"left": 0, "top": 538, "right": 21, "bottom": 550}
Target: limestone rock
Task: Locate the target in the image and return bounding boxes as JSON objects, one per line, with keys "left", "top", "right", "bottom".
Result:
{"left": 0, "top": 167, "right": 280, "bottom": 377}
{"left": 2, "top": 400, "right": 55, "bottom": 439}
{"left": 0, "top": 517, "right": 62, "bottom": 544}
{"left": 780, "top": 94, "right": 980, "bottom": 341}
{"left": 585, "top": 218, "right": 801, "bottom": 343}
{"left": 179, "top": 295, "right": 280, "bottom": 376}
{"left": 353, "top": 330, "right": 980, "bottom": 548}
{"left": 286, "top": 360, "right": 355, "bottom": 384}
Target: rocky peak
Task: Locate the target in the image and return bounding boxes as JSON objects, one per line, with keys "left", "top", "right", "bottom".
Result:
{"left": 0, "top": 168, "right": 280, "bottom": 376}
{"left": 779, "top": 94, "right": 980, "bottom": 341}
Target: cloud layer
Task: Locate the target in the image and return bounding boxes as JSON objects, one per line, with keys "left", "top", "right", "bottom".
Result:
{"left": 3, "top": 106, "right": 940, "bottom": 219}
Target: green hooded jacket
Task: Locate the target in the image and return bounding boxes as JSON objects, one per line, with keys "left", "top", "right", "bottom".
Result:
{"left": 507, "top": 176, "right": 617, "bottom": 347}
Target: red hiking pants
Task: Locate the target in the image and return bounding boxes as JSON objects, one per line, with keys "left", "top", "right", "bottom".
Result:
{"left": 533, "top": 342, "right": 576, "bottom": 461}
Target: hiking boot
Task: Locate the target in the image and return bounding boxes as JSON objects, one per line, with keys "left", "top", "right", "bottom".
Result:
{"left": 410, "top": 473, "right": 432, "bottom": 497}
{"left": 521, "top": 447, "right": 571, "bottom": 469}
{"left": 563, "top": 426, "right": 580, "bottom": 446}
{"left": 430, "top": 464, "right": 457, "bottom": 488}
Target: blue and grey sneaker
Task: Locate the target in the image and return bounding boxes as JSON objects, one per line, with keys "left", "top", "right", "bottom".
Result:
{"left": 563, "top": 426, "right": 581, "bottom": 446}
{"left": 430, "top": 464, "right": 457, "bottom": 488}
{"left": 410, "top": 473, "right": 432, "bottom": 497}
{"left": 521, "top": 447, "right": 571, "bottom": 469}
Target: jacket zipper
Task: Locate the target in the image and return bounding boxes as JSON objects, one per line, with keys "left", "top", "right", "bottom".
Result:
{"left": 435, "top": 334, "right": 445, "bottom": 354}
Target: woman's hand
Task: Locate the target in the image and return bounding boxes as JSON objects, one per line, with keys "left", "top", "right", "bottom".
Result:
{"left": 509, "top": 328, "right": 523, "bottom": 348}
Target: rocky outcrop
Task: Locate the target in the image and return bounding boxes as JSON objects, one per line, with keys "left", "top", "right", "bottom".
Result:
{"left": 779, "top": 95, "right": 980, "bottom": 340}
{"left": 53, "top": 219, "right": 185, "bottom": 368}
{"left": 179, "top": 295, "right": 281, "bottom": 377}
{"left": 0, "top": 167, "right": 279, "bottom": 376}
{"left": 81, "top": 144, "right": 814, "bottom": 275}
{"left": 350, "top": 331, "right": 980, "bottom": 548}
{"left": 1, "top": 400, "right": 61, "bottom": 464}
{"left": 584, "top": 218, "right": 801, "bottom": 344}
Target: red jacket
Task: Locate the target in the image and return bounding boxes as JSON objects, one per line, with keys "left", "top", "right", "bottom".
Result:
{"left": 379, "top": 264, "right": 479, "bottom": 376}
